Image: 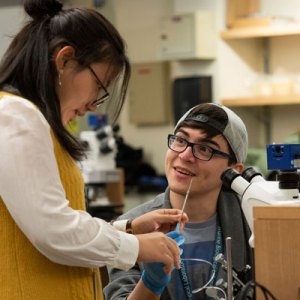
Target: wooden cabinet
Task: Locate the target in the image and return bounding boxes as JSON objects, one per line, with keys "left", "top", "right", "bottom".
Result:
{"left": 105, "top": 168, "right": 125, "bottom": 204}
{"left": 85, "top": 168, "right": 125, "bottom": 221}
{"left": 254, "top": 206, "right": 300, "bottom": 300}
{"left": 129, "top": 62, "right": 170, "bottom": 125}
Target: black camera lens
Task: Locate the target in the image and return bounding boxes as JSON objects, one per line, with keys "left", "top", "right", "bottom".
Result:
{"left": 273, "top": 145, "right": 283, "bottom": 154}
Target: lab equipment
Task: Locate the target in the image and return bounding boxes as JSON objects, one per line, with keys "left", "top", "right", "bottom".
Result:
{"left": 79, "top": 116, "right": 123, "bottom": 221}
{"left": 217, "top": 143, "right": 300, "bottom": 299}
{"left": 176, "top": 178, "right": 193, "bottom": 232}
{"left": 221, "top": 143, "right": 300, "bottom": 247}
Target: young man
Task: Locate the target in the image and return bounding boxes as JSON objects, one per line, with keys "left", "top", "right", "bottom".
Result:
{"left": 104, "top": 103, "right": 254, "bottom": 300}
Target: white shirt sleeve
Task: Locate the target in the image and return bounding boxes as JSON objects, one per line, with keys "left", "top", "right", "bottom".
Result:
{"left": 0, "top": 95, "right": 138, "bottom": 271}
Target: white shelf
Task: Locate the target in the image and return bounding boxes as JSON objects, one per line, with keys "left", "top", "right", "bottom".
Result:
{"left": 221, "top": 95, "right": 300, "bottom": 107}
{"left": 221, "top": 25, "right": 300, "bottom": 40}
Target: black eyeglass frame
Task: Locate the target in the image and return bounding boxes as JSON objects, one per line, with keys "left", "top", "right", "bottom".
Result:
{"left": 167, "top": 134, "right": 232, "bottom": 161}
{"left": 87, "top": 65, "right": 110, "bottom": 106}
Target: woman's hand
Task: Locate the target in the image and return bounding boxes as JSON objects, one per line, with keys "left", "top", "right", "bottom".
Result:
{"left": 127, "top": 230, "right": 185, "bottom": 300}
{"left": 131, "top": 209, "right": 188, "bottom": 234}
{"left": 136, "top": 231, "right": 182, "bottom": 273}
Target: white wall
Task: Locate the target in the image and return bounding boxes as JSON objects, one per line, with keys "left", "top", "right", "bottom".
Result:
{"left": 110, "top": 0, "right": 300, "bottom": 173}
{"left": 110, "top": 0, "right": 223, "bottom": 174}
{"left": 1, "top": 0, "right": 300, "bottom": 174}
{"left": 0, "top": 4, "right": 24, "bottom": 58}
{"left": 109, "top": 0, "right": 175, "bottom": 174}
{"left": 260, "top": 0, "right": 300, "bottom": 21}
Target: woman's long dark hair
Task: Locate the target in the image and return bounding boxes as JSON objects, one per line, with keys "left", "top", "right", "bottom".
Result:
{"left": 0, "top": 0, "right": 130, "bottom": 161}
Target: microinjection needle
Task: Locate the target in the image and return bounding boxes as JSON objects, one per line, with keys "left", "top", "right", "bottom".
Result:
{"left": 176, "top": 177, "right": 193, "bottom": 232}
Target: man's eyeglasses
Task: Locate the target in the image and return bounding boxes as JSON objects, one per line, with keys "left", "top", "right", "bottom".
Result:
{"left": 167, "top": 134, "right": 232, "bottom": 161}
{"left": 88, "top": 66, "right": 110, "bottom": 107}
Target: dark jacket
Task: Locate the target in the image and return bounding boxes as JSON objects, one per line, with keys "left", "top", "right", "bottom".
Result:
{"left": 104, "top": 187, "right": 254, "bottom": 300}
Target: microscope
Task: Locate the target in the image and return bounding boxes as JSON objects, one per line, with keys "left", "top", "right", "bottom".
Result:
{"left": 212, "top": 143, "right": 300, "bottom": 300}
{"left": 222, "top": 143, "right": 300, "bottom": 248}
{"left": 78, "top": 115, "right": 125, "bottom": 221}
{"left": 79, "top": 114, "right": 117, "bottom": 183}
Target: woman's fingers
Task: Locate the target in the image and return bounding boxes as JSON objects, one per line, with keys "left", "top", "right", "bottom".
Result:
{"left": 136, "top": 232, "right": 181, "bottom": 271}
{"left": 132, "top": 209, "right": 189, "bottom": 234}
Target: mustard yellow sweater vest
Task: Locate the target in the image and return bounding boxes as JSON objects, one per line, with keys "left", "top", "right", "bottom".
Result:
{"left": 0, "top": 94, "right": 102, "bottom": 300}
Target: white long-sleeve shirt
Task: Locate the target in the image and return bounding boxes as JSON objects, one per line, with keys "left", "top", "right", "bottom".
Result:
{"left": 0, "top": 93, "right": 138, "bottom": 271}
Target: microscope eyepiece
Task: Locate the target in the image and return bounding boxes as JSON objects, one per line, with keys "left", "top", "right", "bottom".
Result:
{"left": 221, "top": 168, "right": 241, "bottom": 189}
{"left": 242, "top": 167, "right": 263, "bottom": 183}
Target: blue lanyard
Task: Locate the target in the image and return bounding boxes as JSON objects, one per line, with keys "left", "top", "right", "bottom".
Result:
{"left": 178, "top": 217, "right": 223, "bottom": 300}
{"left": 212, "top": 220, "right": 223, "bottom": 286}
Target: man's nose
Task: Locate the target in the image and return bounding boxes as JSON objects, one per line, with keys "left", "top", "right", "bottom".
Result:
{"left": 178, "top": 145, "right": 195, "bottom": 161}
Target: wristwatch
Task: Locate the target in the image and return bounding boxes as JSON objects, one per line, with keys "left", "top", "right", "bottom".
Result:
{"left": 126, "top": 219, "right": 134, "bottom": 234}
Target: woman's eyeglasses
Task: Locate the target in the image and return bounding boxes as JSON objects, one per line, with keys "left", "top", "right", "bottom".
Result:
{"left": 88, "top": 66, "right": 110, "bottom": 107}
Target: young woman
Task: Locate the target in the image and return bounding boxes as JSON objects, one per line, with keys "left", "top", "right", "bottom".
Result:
{"left": 0, "top": 1, "right": 186, "bottom": 299}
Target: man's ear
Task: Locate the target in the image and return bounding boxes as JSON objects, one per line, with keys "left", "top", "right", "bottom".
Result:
{"left": 232, "top": 163, "right": 244, "bottom": 174}
{"left": 54, "top": 45, "right": 76, "bottom": 71}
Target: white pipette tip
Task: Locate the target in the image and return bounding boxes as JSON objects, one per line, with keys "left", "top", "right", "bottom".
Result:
{"left": 176, "top": 177, "right": 193, "bottom": 232}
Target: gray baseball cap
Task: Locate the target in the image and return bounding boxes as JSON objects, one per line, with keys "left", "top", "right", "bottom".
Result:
{"left": 174, "top": 103, "right": 248, "bottom": 163}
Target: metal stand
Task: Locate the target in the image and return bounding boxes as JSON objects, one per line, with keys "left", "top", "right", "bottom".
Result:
{"left": 226, "top": 237, "right": 233, "bottom": 300}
